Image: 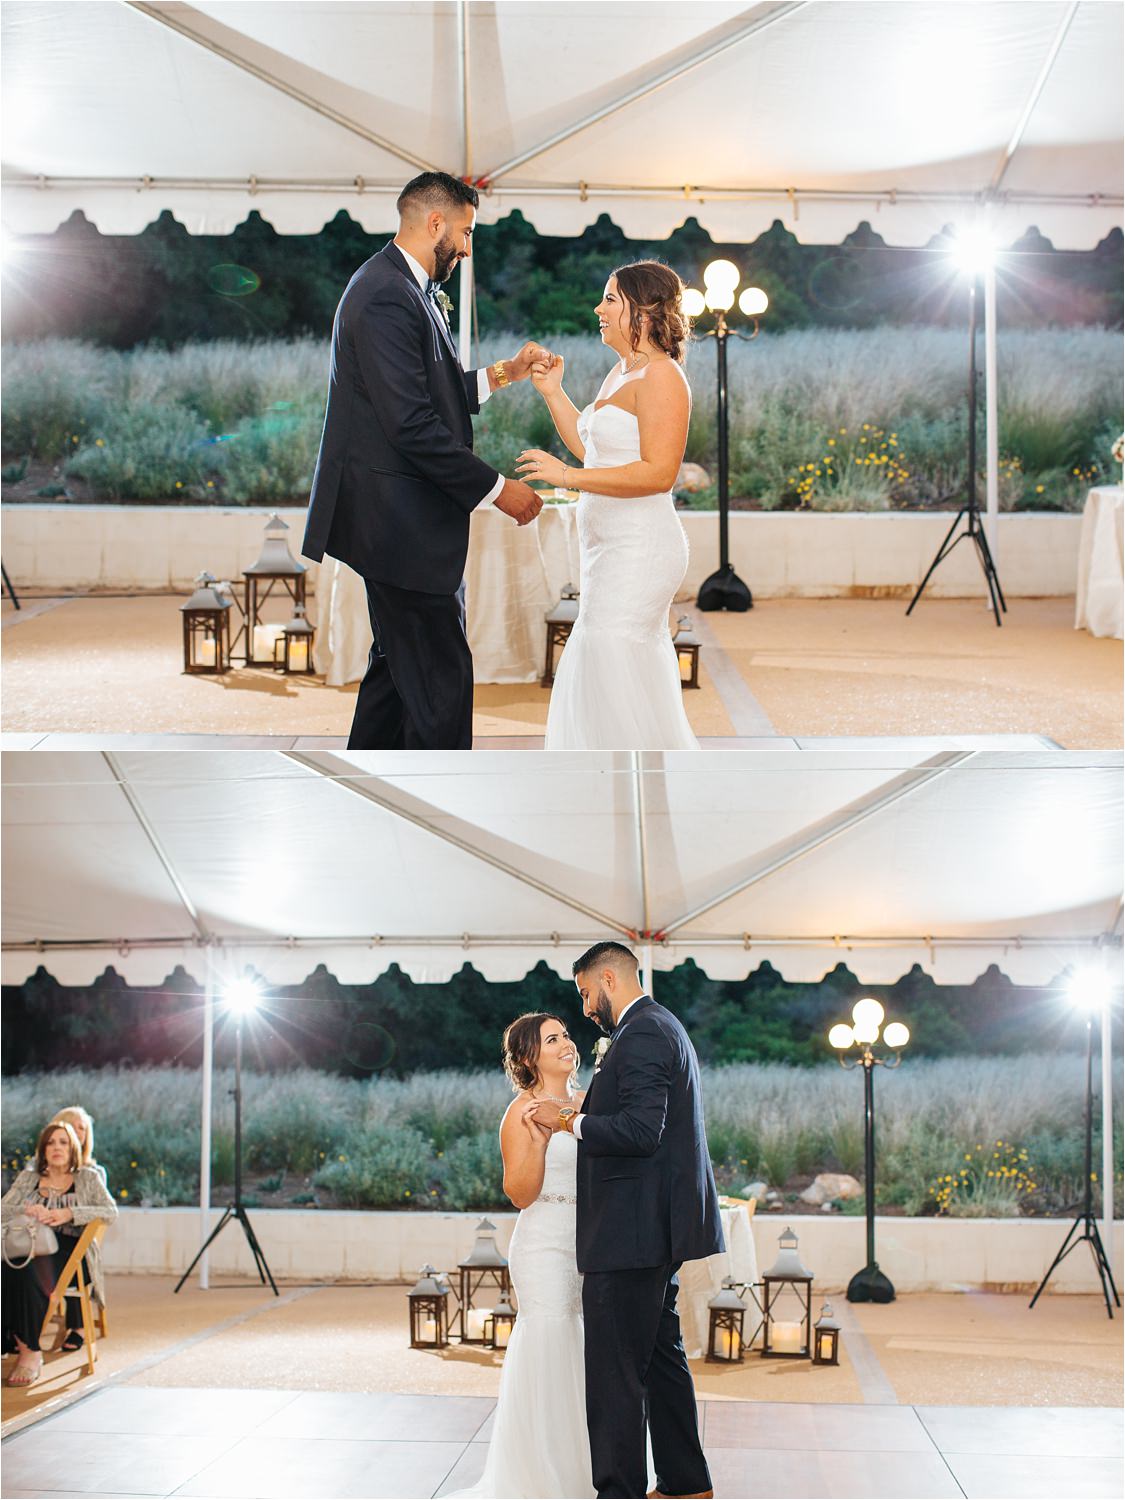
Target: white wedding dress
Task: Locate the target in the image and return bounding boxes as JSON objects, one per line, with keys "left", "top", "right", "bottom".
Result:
{"left": 453, "top": 1131, "right": 595, "bottom": 1499}
{"left": 543, "top": 366, "right": 700, "bottom": 751}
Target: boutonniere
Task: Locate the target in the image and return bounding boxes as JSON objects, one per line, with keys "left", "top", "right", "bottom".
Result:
{"left": 593, "top": 1037, "right": 612, "bottom": 1073}
{"left": 435, "top": 289, "right": 454, "bottom": 320}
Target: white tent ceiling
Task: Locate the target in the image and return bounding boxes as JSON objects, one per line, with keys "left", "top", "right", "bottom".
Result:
{"left": 2, "top": 749, "right": 1121, "bottom": 989}
{"left": 2, "top": 1, "right": 1122, "bottom": 247}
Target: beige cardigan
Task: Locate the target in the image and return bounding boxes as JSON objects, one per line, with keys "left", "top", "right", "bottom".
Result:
{"left": 2, "top": 1166, "right": 118, "bottom": 1305}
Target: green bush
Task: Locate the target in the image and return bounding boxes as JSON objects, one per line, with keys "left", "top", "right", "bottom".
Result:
{"left": 1, "top": 341, "right": 121, "bottom": 462}
{"left": 65, "top": 404, "right": 215, "bottom": 500}
{"left": 312, "top": 1125, "right": 434, "bottom": 1207}
{"left": 441, "top": 1129, "right": 507, "bottom": 1211}
{"left": 219, "top": 404, "right": 322, "bottom": 504}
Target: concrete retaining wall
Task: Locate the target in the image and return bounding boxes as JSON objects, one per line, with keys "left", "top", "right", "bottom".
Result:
{"left": 0, "top": 505, "right": 1082, "bottom": 600}
{"left": 102, "top": 1207, "right": 1123, "bottom": 1295}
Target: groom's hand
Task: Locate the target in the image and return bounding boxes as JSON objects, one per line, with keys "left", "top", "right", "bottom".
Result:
{"left": 494, "top": 476, "right": 543, "bottom": 526}
{"left": 530, "top": 1101, "right": 566, "bottom": 1132}
{"left": 506, "top": 341, "right": 555, "bottom": 383}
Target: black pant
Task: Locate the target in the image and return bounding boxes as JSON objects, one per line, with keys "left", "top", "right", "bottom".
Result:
{"left": 583, "top": 1262, "right": 711, "bottom": 1500}
{"left": 348, "top": 578, "right": 474, "bottom": 750}
{"left": 1, "top": 1243, "right": 83, "bottom": 1352}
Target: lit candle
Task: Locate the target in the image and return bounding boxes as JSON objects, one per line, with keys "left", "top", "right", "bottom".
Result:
{"left": 718, "top": 1326, "right": 741, "bottom": 1359}
{"left": 772, "top": 1321, "right": 802, "bottom": 1354}
{"left": 422, "top": 1318, "right": 437, "bottom": 1343}
{"left": 494, "top": 1321, "right": 511, "bottom": 1349}
{"left": 465, "top": 1308, "right": 489, "bottom": 1339}
{"left": 287, "top": 637, "right": 309, "bottom": 672}
{"left": 253, "top": 622, "right": 284, "bottom": 661}
{"left": 198, "top": 637, "right": 216, "bottom": 667}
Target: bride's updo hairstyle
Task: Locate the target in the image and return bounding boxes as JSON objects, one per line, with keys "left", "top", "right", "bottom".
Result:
{"left": 612, "top": 260, "right": 691, "bottom": 364}
{"left": 503, "top": 1012, "right": 567, "bottom": 1093}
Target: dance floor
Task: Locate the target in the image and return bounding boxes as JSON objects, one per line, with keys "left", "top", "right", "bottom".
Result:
{"left": 2, "top": 593, "right": 1121, "bottom": 747}
{"left": 3, "top": 1282, "right": 1120, "bottom": 1498}
{"left": 1, "top": 1387, "right": 1121, "bottom": 1499}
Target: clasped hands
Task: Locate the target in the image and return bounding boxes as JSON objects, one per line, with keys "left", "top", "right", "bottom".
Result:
{"left": 22, "top": 1202, "right": 73, "bottom": 1227}
{"left": 492, "top": 340, "right": 567, "bottom": 526}
{"left": 519, "top": 1100, "right": 570, "bottom": 1141}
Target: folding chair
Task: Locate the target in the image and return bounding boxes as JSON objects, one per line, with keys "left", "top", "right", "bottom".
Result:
{"left": 40, "top": 1220, "right": 108, "bottom": 1376}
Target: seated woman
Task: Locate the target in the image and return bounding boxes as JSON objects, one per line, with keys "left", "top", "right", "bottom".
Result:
{"left": 50, "top": 1107, "right": 108, "bottom": 1352}
{"left": 1, "top": 1120, "right": 118, "bottom": 1386}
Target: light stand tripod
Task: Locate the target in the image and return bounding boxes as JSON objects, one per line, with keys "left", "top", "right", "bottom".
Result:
{"left": 906, "top": 272, "right": 1007, "bottom": 627}
{"left": 697, "top": 308, "right": 757, "bottom": 612}
{"left": 1029, "top": 1009, "right": 1119, "bottom": 1319}
{"left": 175, "top": 1003, "right": 278, "bottom": 1296}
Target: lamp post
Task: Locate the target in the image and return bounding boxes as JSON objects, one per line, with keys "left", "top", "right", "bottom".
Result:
{"left": 175, "top": 974, "right": 278, "bottom": 1296}
{"left": 1030, "top": 967, "right": 1120, "bottom": 1318}
{"left": 829, "top": 998, "right": 910, "bottom": 1303}
{"left": 682, "top": 263, "right": 769, "bottom": 612}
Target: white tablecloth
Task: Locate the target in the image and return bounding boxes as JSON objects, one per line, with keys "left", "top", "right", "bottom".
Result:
{"left": 678, "top": 1204, "right": 761, "bottom": 1359}
{"left": 1075, "top": 485, "right": 1124, "bottom": 640}
{"left": 314, "top": 503, "right": 583, "bottom": 686}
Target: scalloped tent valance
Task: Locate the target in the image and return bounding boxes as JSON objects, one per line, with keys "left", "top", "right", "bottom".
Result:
{"left": 2, "top": 1, "right": 1122, "bottom": 248}
{"left": 2, "top": 750, "right": 1120, "bottom": 990}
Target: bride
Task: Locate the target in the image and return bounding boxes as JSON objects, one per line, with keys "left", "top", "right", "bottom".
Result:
{"left": 452, "top": 1013, "right": 595, "bottom": 1500}
{"left": 517, "top": 262, "right": 700, "bottom": 752}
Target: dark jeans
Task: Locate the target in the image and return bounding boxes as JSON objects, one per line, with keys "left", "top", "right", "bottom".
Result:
{"left": 1, "top": 1242, "right": 84, "bottom": 1351}
{"left": 348, "top": 578, "right": 473, "bottom": 750}
{"left": 583, "top": 1262, "right": 711, "bottom": 1499}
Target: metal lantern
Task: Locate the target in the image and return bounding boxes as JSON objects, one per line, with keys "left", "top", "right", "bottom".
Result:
{"left": 407, "top": 1264, "right": 449, "bottom": 1349}
{"left": 673, "top": 615, "right": 702, "bottom": 689}
{"left": 242, "top": 512, "right": 308, "bottom": 664}
{"left": 541, "top": 584, "right": 580, "bottom": 687}
{"left": 813, "top": 1302, "right": 841, "bottom": 1366}
{"left": 706, "top": 1277, "right": 747, "bottom": 1362}
{"left": 274, "top": 603, "right": 315, "bottom": 674}
{"left": 180, "top": 571, "right": 233, "bottom": 675}
{"left": 761, "top": 1225, "right": 813, "bottom": 1359}
{"left": 484, "top": 1289, "right": 517, "bottom": 1351}
{"left": 456, "top": 1217, "right": 512, "bottom": 1344}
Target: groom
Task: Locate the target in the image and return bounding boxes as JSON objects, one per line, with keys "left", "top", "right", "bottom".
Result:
{"left": 534, "top": 942, "right": 723, "bottom": 1500}
{"left": 303, "top": 170, "right": 549, "bottom": 749}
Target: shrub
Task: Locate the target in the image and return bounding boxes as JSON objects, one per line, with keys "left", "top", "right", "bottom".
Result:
{"left": 311, "top": 1125, "right": 434, "bottom": 1207}
{"left": 65, "top": 404, "right": 215, "bottom": 500}
{"left": 219, "top": 404, "right": 322, "bottom": 504}
{"left": 441, "top": 1129, "right": 507, "bottom": 1211}
{"left": 1, "top": 341, "right": 121, "bottom": 461}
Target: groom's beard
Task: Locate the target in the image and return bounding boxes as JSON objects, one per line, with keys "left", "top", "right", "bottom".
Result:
{"left": 591, "top": 986, "right": 615, "bottom": 1035}
{"left": 432, "top": 235, "right": 460, "bottom": 284}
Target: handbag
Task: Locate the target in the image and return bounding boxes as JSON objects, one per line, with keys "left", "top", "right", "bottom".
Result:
{"left": 2, "top": 1215, "right": 59, "bottom": 1269}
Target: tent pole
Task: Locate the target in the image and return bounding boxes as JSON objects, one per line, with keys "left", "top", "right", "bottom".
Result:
{"left": 989, "top": 2, "right": 1079, "bottom": 193}
{"left": 457, "top": 0, "right": 473, "bottom": 367}
{"left": 198, "top": 967, "right": 215, "bottom": 1290}
{"left": 479, "top": 2, "right": 806, "bottom": 185}
{"left": 983, "top": 260, "right": 999, "bottom": 565}
{"left": 1102, "top": 951, "right": 1116, "bottom": 1267}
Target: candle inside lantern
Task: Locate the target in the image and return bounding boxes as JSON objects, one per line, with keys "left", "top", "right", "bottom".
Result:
{"left": 287, "top": 636, "right": 310, "bottom": 672}
{"left": 772, "top": 1321, "right": 802, "bottom": 1354}
{"left": 422, "top": 1318, "right": 437, "bottom": 1343}
{"left": 253, "top": 622, "right": 284, "bottom": 661}
{"left": 494, "top": 1320, "right": 511, "bottom": 1349}
{"left": 817, "top": 1333, "right": 833, "bottom": 1361}
{"left": 718, "top": 1326, "right": 741, "bottom": 1359}
{"left": 198, "top": 637, "right": 216, "bottom": 667}
{"left": 465, "top": 1308, "right": 489, "bottom": 1339}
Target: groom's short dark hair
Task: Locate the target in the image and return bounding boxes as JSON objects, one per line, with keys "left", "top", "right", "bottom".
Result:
{"left": 397, "top": 171, "right": 479, "bottom": 220}
{"left": 573, "top": 941, "right": 638, "bottom": 979}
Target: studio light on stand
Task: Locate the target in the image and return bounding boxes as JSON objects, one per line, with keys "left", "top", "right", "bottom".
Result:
{"left": 1030, "top": 967, "right": 1120, "bottom": 1319}
{"left": 830, "top": 999, "right": 910, "bottom": 1303}
{"left": 175, "top": 975, "right": 278, "bottom": 1296}
{"left": 682, "top": 263, "right": 769, "bottom": 612}
{"left": 907, "top": 225, "right": 1007, "bottom": 627}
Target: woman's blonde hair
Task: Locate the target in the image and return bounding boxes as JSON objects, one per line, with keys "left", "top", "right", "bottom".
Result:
{"left": 53, "top": 1106, "right": 95, "bottom": 1167}
{"left": 35, "top": 1119, "right": 82, "bottom": 1175}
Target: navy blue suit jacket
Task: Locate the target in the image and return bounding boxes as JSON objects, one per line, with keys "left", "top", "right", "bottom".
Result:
{"left": 302, "top": 242, "right": 499, "bottom": 594}
{"left": 576, "top": 997, "right": 724, "bottom": 1274}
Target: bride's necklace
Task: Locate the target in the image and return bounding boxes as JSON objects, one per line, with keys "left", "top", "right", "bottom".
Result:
{"left": 531, "top": 1091, "right": 574, "bottom": 1105}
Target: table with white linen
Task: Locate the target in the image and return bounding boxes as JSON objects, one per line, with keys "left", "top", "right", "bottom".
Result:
{"left": 678, "top": 1203, "right": 761, "bottom": 1359}
{"left": 314, "top": 502, "right": 583, "bottom": 686}
{"left": 1075, "top": 485, "right": 1124, "bottom": 639}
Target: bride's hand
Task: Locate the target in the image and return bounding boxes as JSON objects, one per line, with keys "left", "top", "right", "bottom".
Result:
{"left": 516, "top": 449, "right": 568, "bottom": 487}
{"left": 531, "top": 352, "right": 564, "bottom": 395}
{"left": 520, "top": 1101, "right": 551, "bottom": 1144}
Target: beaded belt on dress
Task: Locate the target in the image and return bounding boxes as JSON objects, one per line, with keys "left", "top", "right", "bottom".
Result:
{"left": 536, "top": 1192, "right": 576, "bottom": 1205}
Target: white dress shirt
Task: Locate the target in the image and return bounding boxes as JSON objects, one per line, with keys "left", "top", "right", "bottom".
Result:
{"left": 571, "top": 994, "right": 649, "bottom": 1140}
{"left": 394, "top": 242, "right": 504, "bottom": 508}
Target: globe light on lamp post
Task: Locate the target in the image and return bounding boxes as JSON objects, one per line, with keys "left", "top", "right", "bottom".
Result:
{"left": 830, "top": 998, "right": 910, "bottom": 1303}
{"left": 682, "top": 261, "right": 769, "bottom": 613}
